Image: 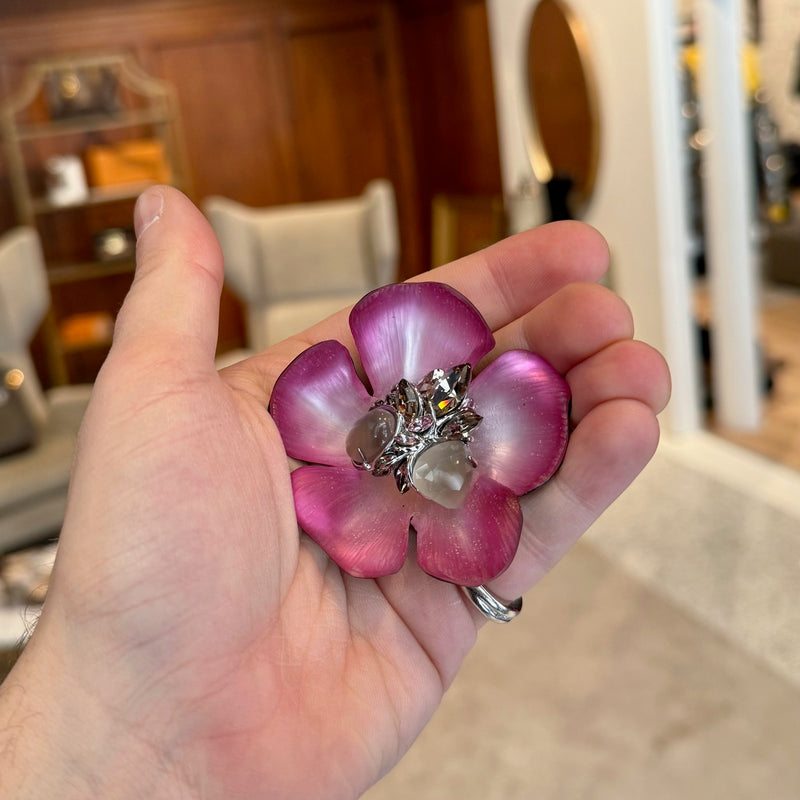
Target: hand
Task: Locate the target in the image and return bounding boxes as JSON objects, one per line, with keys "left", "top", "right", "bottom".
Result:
{"left": 0, "top": 187, "right": 669, "bottom": 799}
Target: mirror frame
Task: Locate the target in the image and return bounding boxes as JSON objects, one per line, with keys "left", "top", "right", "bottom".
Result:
{"left": 521, "top": 0, "right": 601, "bottom": 214}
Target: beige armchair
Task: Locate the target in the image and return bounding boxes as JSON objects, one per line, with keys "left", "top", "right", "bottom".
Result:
{"left": 0, "top": 227, "right": 92, "bottom": 553}
{"left": 204, "top": 180, "right": 399, "bottom": 353}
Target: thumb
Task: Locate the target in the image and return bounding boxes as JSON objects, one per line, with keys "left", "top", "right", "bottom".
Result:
{"left": 110, "top": 186, "right": 224, "bottom": 368}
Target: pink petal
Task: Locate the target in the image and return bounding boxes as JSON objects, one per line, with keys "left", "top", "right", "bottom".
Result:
{"left": 412, "top": 475, "right": 522, "bottom": 585}
{"left": 469, "top": 350, "right": 570, "bottom": 495}
{"left": 350, "top": 282, "right": 495, "bottom": 397}
{"left": 292, "top": 465, "right": 412, "bottom": 578}
{"left": 270, "top": 341, "right": 372, "bottom": 467}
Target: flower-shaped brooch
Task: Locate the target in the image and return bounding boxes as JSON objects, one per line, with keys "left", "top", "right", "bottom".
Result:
{"left": 270, "top": 282, "right": 570, "bottom": 587}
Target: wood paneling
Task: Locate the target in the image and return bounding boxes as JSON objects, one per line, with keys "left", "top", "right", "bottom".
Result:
{"left": 156, "top": 30, "right": 297, "bottom": 206}
{"left": 285, "top": 23, "right": 391, "bottom": 200}
{"left": 0, "top": 0, "right": 503, "bottom": 382}
{"left": 396, "top": 0, "right": 503, "bottom": 264}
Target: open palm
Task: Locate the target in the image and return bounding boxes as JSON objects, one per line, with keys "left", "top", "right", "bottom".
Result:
{"left": 2, "top": 187, "right": 669, "bottom": 800}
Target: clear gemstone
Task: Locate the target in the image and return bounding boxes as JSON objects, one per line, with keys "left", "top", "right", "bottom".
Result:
{"left": 346, "top": 407, "right": 397, "bottom": 467}
{"left": 418, "top": 364, "right": 472, "bottom": 417}
{"left": 410, "top": 440, "right": 475, "bottom": 509}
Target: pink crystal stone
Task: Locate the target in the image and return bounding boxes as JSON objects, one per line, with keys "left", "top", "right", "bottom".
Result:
{"left": 346, "top": 407, "right": 397, "bottom": 467}
{"left": 410, "top": 440, "right": 475, "bottom": 509}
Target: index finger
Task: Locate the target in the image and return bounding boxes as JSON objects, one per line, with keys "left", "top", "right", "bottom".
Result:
{"left": 415, "top": 220, "right": 609, "bottom": 331}
{"left": 235, "top": 221, "right": 610, "bottom": 394}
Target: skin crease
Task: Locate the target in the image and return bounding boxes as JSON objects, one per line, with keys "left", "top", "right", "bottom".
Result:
{"left": 0, "top": 187, "right": 670, "bottom": 800}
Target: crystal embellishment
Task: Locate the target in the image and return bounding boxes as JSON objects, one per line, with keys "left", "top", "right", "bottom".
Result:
{"left": 347, "top": 364, "right": 482, "bottom": 508}
{"left": 419, "top": 364, "right": 471, "bottom": 414}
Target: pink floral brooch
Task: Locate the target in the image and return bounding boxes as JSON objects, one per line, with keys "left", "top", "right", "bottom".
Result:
{"left": 270, "top": 282, "right": 570, "bottom": 587}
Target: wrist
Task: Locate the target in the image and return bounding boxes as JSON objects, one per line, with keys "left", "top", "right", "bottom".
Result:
{"left": 0, "top": 615, "right": 191, "bottom": 800}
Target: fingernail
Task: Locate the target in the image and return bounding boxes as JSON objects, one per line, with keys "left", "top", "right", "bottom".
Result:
{"left": 134, "top": 188, "right": 164, "bottom": 238}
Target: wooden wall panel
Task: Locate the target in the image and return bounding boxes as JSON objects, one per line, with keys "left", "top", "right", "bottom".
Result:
{"left": 396, "top": 0, "right": 503, "bottom": 264}
{"left": 285, "top": 23, "right": 392, "bottom": 201}
{"left": 0, "top": 0, "right": 504, "bottom": 381}
{"left": 155, "top": 30, "right": 298, "bottom": 206}
{"left": 0, "top": 0, "right": 502, "bottom": 259}
{"left": 277, "top": 5, "right": 423, "bottom": 276}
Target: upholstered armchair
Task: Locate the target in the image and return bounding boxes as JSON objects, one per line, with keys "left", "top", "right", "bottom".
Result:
{"left": 204, "top": 180, "right": 399, "bottom": 353}
{"left": 0, "top": 227, "right": 92, "bottom": 553}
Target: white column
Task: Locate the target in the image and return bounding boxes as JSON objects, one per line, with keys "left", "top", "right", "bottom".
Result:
{"left": 695, "top": 0, "right": 762, "bottom": 429}
{"left": 487, "top": 0, "right": 703, "bottom": 434}
{"left": 644, "top": 0, "right": 702, "bottom": 434}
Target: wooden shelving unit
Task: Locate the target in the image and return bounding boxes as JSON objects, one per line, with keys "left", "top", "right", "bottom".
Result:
{"left": 0, "top": 52, "right": 191, "bottom": 384}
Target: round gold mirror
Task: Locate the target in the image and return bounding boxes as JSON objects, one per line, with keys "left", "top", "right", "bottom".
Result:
{"left": 524, "top": 0, "right": 600, "bottom": 219}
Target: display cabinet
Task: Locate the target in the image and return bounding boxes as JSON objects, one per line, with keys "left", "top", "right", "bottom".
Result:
{"left": 0, "top": 52, "right": 191, "bottom": 384}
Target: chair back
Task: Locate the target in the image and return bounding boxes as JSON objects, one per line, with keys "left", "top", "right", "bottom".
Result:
{"left": 204, "top": 180, "right": 398, "bottom": 347}
{"left": 0, "top": 227, "right": 50, "bottom": 427}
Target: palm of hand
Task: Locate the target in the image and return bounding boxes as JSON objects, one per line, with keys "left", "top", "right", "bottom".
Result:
{"left": 55, "top": 341, "right": 475, "bottom": 797}
{"left": 17, "top": 188, "right": 668, "bottom": 800}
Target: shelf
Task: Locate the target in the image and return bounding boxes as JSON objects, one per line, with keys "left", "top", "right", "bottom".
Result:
{"left": 0, "top": 53, "right": 191, "bottom": 386}
{"left": 31, "top": 182, "right": 154, "bottom": 215}
{"left": 47, "top": 258, "right": 136, "bottom": 285}
{"left": 15, "top": 109, "right": 172, "bottom": 141}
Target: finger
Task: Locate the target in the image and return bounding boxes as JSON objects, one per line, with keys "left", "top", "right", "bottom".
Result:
{"left": 486, "top": 398, "right": 660, "bottom": 600}
{"left": 111, "top": 186, "right": 224, "bottom": 367}
{"left": 416, "top": 221, "right": 610, "bottom": 331}
{"left": 486, "top": 282, "right": 634, "bottom": 373}
{"left": 279, "top": 222, "right": 610, "bottom": 349}
{"left": 567, "top": 339, "right": 671, "bottom": 423}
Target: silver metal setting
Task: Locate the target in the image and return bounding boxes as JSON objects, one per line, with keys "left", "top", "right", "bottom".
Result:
{"left": 349, "top": 364, "right": 483, "bottom": 497}
{"left": 462, "top": 584, "right": 523, "bottom": 623}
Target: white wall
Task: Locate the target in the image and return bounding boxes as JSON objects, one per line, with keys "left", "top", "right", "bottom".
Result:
{"left": 486, "top": 0, "right": 701, "bottom": 433}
